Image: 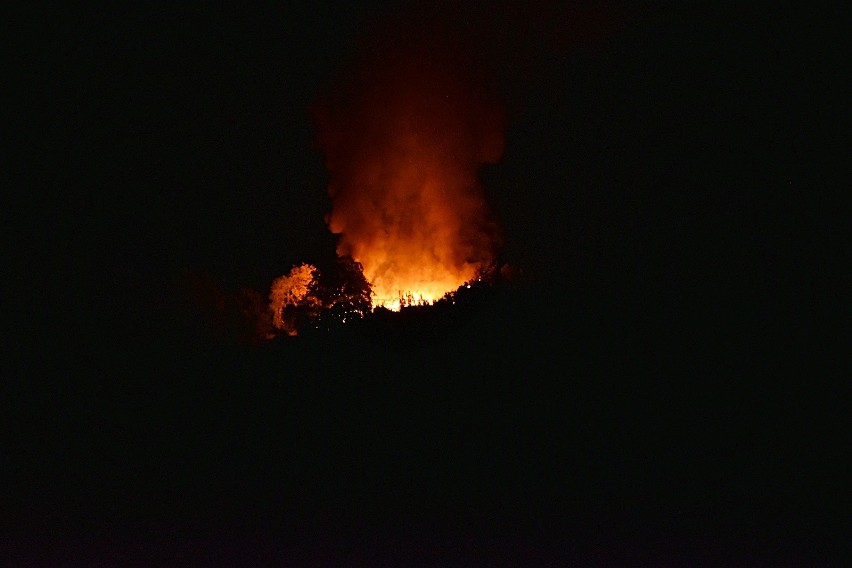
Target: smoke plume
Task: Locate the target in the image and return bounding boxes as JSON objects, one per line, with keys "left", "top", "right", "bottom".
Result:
{"left": 313, "top": 6, "right": 505, "bottom": 309}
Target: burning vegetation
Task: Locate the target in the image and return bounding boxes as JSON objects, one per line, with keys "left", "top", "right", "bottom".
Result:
{"left": 175, "top": 258, "right": 505, "bottom": 345}
{"left": 263, "top": 260, "right": 500, "bottom": 340}
{"left": 177, "top": 5, "right": 510, "bottom": 343}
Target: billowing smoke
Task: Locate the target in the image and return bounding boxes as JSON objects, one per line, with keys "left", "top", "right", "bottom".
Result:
{"left": 313, "top": 6, "right": 505, "bottom": 309}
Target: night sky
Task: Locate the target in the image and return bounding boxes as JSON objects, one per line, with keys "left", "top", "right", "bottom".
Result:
{"left": 8, "top": 2, "right": 846, "bottom": 565}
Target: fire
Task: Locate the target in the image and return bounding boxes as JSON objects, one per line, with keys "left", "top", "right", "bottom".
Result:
{"left": 329, "top": 154, "right": 493, "bottom": 311}
{"left": 314, "top": 41, "right": 504, "bottom": 311}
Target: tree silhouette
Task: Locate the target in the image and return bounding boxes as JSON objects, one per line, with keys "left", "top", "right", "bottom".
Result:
{"left": 309, "top": 255, "right": 373, "bottom": 330}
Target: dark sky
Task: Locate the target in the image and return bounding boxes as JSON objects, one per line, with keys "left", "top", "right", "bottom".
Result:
{"left": 15, "top": 2, "right": 840, "bottom": 340}
{"left": 9, "top": 2, "right": 845, "bottom": 564}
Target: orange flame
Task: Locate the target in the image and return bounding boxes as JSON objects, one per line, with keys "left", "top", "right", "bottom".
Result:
{"left": 315, "top": 44, "right": 504, "bottom": 310}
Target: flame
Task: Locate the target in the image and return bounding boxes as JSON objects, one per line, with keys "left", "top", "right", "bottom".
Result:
{"left": 315, "top": 34, "right": 504, "bottom": 311}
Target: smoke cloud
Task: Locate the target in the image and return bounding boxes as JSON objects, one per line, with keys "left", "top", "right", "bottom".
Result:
{"left": 313, "top": 5, "right": 506, "bottom": 308}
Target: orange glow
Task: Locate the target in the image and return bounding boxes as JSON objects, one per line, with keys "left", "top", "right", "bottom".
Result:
{"left": 269, "top": 263, "right": 318, "bottom": 335}
{"left": 315, "top": 48, "right": 504, "bottom": 311}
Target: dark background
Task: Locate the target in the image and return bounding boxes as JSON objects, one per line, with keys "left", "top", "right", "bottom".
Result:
{"left": 6, "top": 2, "right": 846, "bottom": 565}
